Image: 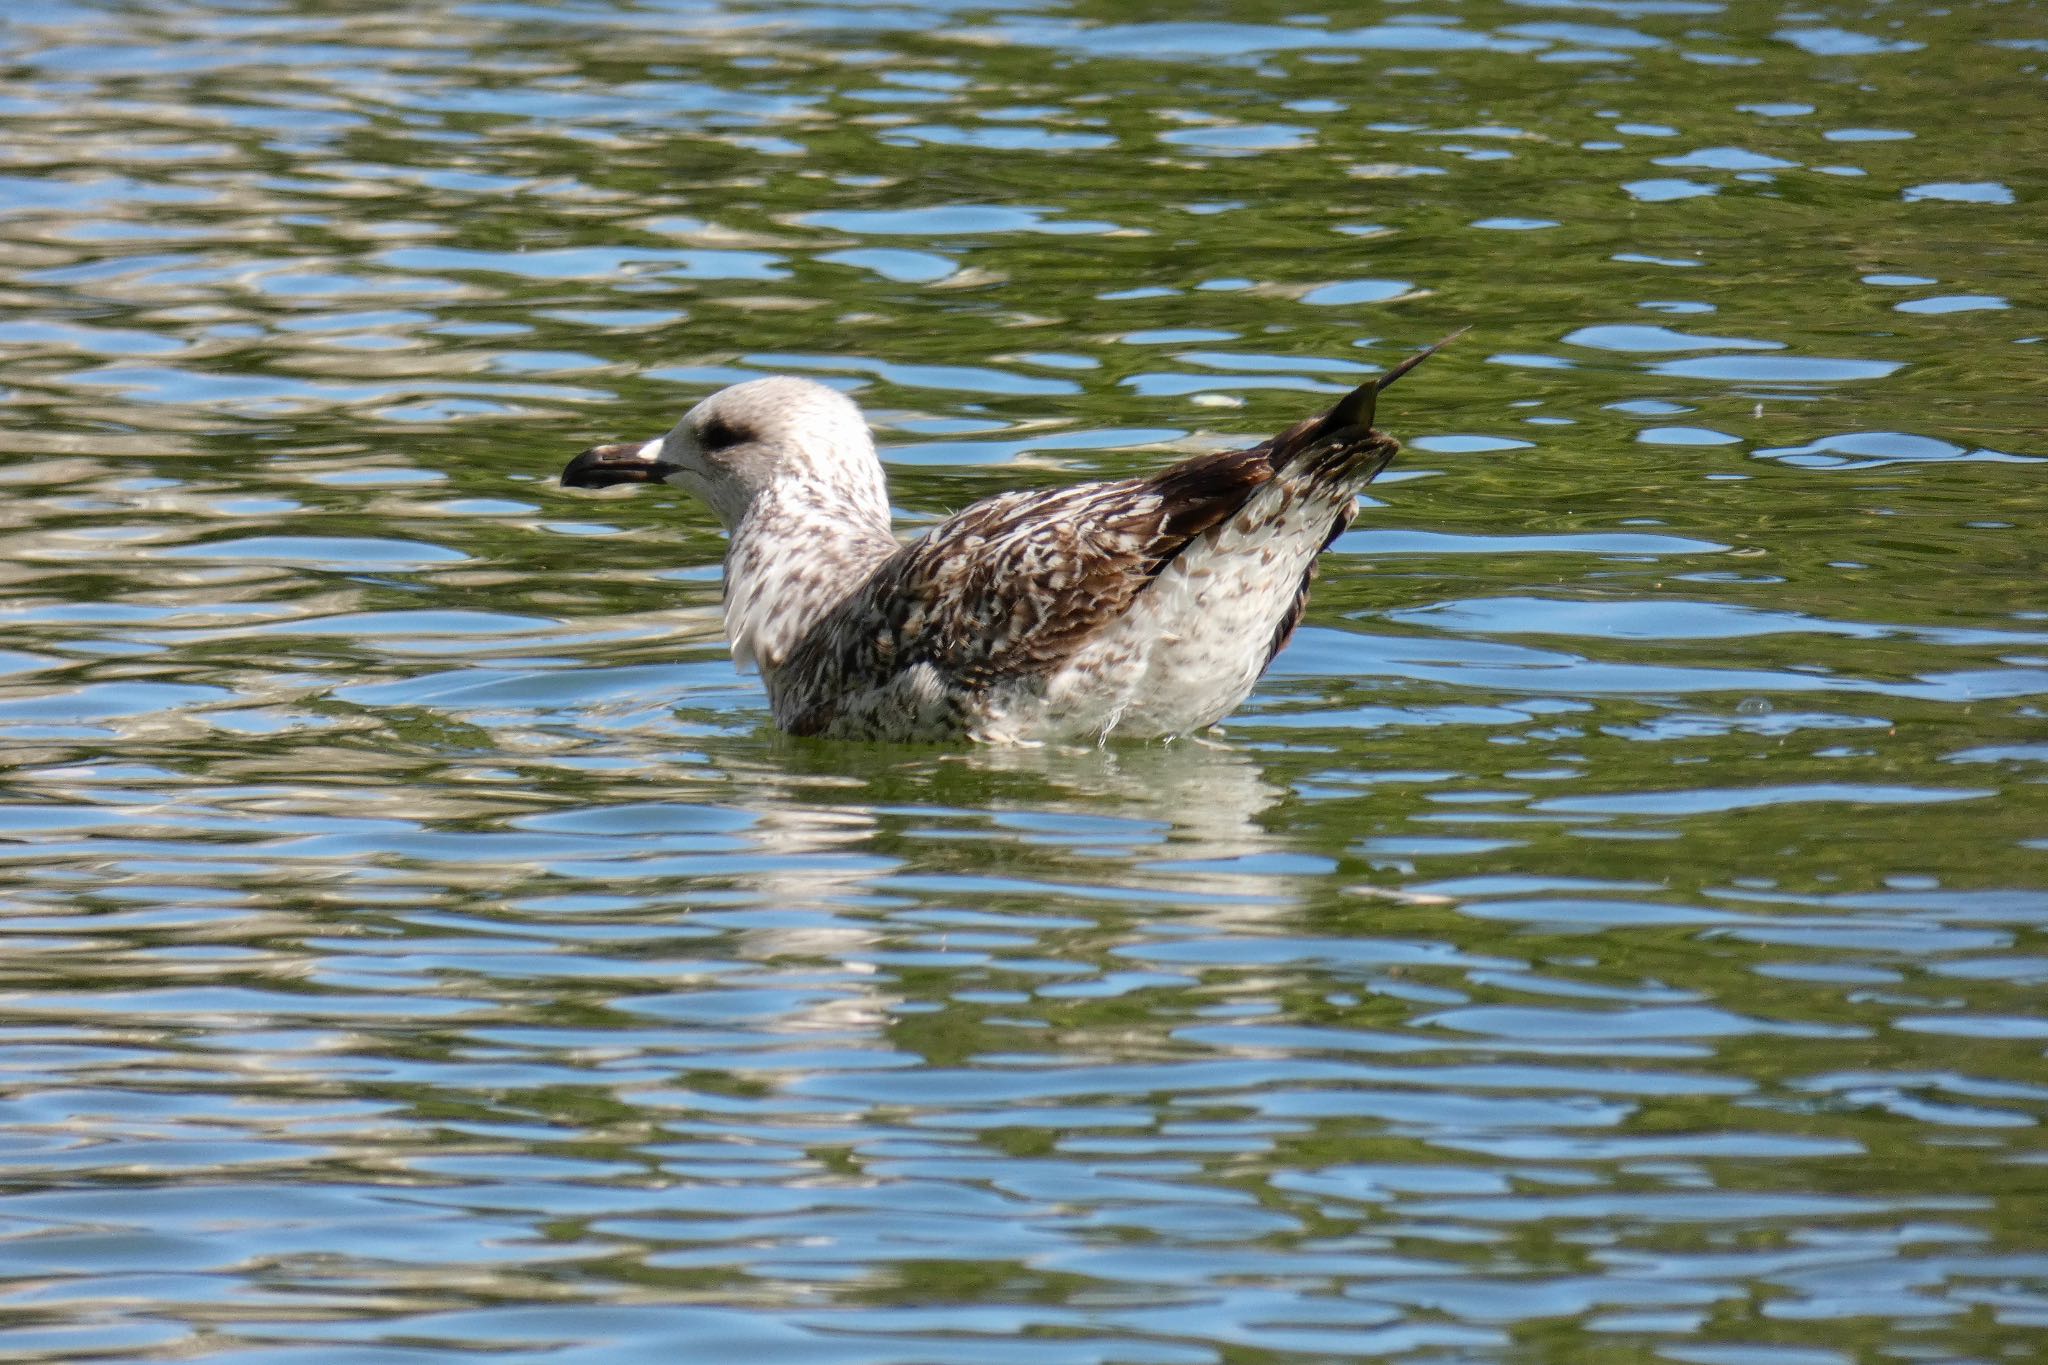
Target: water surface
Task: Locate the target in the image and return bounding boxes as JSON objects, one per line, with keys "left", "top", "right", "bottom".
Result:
{"left": 1, "top": 1, "right": 2045, "bottom": 1361}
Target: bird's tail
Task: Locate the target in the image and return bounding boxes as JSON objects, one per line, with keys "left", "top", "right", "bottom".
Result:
{"left": 1267, "top": 327, "right": 1467, "bottom": 475}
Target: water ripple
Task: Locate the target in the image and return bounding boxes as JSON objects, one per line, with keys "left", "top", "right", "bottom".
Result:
{"left": 0, "top": 1, "right": 2043, "bottom": 1362}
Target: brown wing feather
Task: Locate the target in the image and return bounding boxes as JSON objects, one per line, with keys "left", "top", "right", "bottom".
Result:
{"left": 890, "top": 445, "right": 1276, "bottom": 687}
{"left": 776, "top": 449, "right": 1275, "bottom": 734}
{"left": 778, "top": 375, "right": 1403, "bottom": 734}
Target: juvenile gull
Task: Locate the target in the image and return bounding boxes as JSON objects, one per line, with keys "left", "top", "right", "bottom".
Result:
{"left": 561, "top": 334, "right": 1457, "bottom": 744}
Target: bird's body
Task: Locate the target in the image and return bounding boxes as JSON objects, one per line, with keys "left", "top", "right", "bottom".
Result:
{"left": 562, "top": 339, "right": 1452, "bottom": 744}
{"left": 757, "top": 434, "right": 1374, "bottom": 744}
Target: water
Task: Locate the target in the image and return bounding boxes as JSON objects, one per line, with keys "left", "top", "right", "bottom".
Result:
{"left": 2, "top": 1, "right": 2045, "bottom": 1360}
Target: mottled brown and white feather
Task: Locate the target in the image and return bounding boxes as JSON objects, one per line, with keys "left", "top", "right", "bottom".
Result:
{"left": 561, "top": 361, "right": 1428, "bottom": 744}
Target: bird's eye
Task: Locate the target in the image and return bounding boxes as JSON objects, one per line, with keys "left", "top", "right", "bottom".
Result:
{"left": 697, "top": 416, "right": 745, "bottom": 451}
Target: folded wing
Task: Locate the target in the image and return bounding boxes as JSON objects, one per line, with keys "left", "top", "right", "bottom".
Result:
{"left": 777, "top": 374, "right": 1406, "bottom": 736}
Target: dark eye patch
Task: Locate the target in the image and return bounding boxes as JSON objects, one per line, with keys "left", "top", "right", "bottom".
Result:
{"left": 697, "top": 415, "right": 746, "bottom": 451}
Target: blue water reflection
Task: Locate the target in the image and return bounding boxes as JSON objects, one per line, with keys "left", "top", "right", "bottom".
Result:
{"left": 1, "top": 0, "right": 2044, "bottom": 1361}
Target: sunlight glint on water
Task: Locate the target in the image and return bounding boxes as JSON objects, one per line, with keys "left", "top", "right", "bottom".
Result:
{"left": 0, "top": 1, "right": 2043, "bottom": 1361}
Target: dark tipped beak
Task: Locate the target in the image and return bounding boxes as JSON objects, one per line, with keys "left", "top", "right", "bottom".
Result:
{"left": 561, "top": 442, "right": 680, "bottom": 489}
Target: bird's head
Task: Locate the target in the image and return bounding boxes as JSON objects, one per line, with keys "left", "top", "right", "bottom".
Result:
{"left": 561, "top": 376, "right": 883, "bottom": 531}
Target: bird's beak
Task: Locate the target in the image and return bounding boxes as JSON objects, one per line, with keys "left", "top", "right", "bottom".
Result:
{"left": 561, "top": 438, "right": 679, "bottom": 489}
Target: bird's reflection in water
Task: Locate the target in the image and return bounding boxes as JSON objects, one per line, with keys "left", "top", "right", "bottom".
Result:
{"left": 721, "top": 735, "right": 1302, "bottom": 918}
{"left": 623, "top": 736, "right": 1304, "bottom": 1044}
{"left": 952, "top": 737, "right": 1286, "bottom": 851}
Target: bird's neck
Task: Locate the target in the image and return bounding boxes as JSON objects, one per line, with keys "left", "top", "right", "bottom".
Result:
{"left": 723, "top": 477, "right": 896, "bottom": 676}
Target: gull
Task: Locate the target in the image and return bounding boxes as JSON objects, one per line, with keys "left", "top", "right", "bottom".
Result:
{"left": 561, "top": 334, "right": 1458, "bottom": 743}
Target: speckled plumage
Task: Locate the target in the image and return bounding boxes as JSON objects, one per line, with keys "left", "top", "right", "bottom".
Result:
{"left": 561, "top": 345, "right": 1450, "bottom": 744}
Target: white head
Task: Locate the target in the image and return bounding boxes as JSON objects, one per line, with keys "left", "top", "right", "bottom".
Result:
{"left": 561, "top": 376, "right": 888, "bottom": 532}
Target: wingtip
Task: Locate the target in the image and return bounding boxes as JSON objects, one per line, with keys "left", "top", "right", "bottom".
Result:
{"left": 1373, "top": 326, "right": 1470, "bottom": 396}
{"left": 1323, "top": 327, "right": 1468, "bottom": 433}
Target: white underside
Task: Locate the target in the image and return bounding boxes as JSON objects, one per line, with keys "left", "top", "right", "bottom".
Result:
{"left": 975, "top": 480, "right": 1347, "bottom": 744}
